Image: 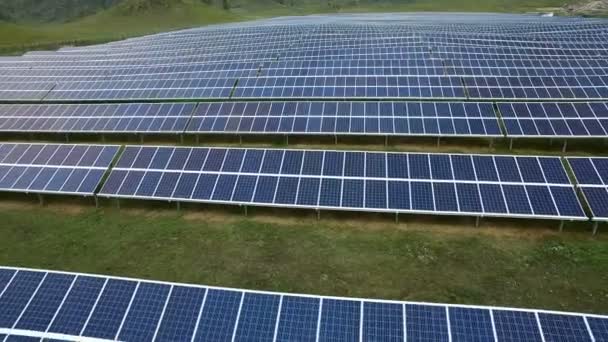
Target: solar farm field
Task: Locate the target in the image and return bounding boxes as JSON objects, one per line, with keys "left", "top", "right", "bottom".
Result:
{"left": 0, "top": 12, "right": 607, "bottom": 341}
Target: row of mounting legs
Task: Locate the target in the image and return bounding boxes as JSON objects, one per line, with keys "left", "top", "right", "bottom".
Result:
{"left": 31, "top": 196, "right": 600, "bottom": 235}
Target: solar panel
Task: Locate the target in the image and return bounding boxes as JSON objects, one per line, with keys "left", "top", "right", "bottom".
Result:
{"left": 0, "top": 103, "right": 196, "bottom": 134}
{"left": 0, "top": 266, "right": 605, "bottom": 341}
{"left": 232, "top": 76, "right": 466, "bottom": 99}
{"left": 0, "top": 143, "right": 119, "bottom": 196}
{"left": 98, "top": 146, "right": 586, "bottom": 221}
{"left": 1, "top": 14, "right": 608, "bottom": 102}
{"left": 498, "top": 102, "right": 608, "bottom": 137}
{"left": 566, "top": 157, "right": 608, "bottom": 221}
{"left": 186, "top": 101, "right": 502, "bottom": 137}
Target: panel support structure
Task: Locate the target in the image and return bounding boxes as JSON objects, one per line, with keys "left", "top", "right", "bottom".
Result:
{"left": 37, "top": 194, "right": 44, "bottom": 206}
{"left": 592, "top": 222, "right": 599, "bottom": 236}
{"left": 559, "top": 221, "right": 564, "bottom": 232}
{"left": 562, "top": 140, "right": 568, "bottom": 153}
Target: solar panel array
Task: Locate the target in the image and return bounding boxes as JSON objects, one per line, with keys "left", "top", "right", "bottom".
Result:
{"left": 498, "top": 102, "right": 608, "bottom": 138}
{"left": 0, "top": 267, "right": 606, "bottom": 342}
{"left": 1, "top": 14, "right": 607, "bottom": 340}
{"left": 98, "top": 146, "right": 586, "bottom": 220}
{"left": 0, "top": 103, "right": 195, "bottom": 134}
{"left": 567, "top": 157, "right": 608, "bottom": 221}
{"left": 1, "top": 13, "right": 608, "bottom": 103}
{"left": 186, "top": 101, "right": 502, "bottom": 136}
{"left": 0, "top": 143, "right": 118, "bottom": 196}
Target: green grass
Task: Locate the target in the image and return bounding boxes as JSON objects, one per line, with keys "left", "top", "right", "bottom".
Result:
{"left": 0, "top": 0, "right": 240, "bottom": 52}
{"left": 0, "top": 202, "right": 606, "bottom": 314}
{"left": 0, "top": 0, "right": 571, "bottom": 54}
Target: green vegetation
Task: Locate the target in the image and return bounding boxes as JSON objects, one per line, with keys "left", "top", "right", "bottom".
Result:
{"left": 0, "top": 0, "right": 571, "bottom": 54}
{"left": 0, "top": 201, "right": 606, "bottom": 314}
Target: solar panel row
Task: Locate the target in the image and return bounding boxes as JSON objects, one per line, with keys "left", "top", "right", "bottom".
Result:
{"left": 187, "top": 101, "right": 501, "bottom": 136}
{"left": 499, "top": 102, "right": 608, "bottom": 137}
{"left": 0, "top": 267, "right": 605, "bottom": 342}
{"left": 0, "top": 143, "right": 119, "bottom": 196}
{"left": 0, "top": 103, "right": 195, "bottom": 134}
{"left": 98, "top": 146, "right": 586, "bottom": 220}
{"left": 3, "top": 101, "right": 608, "bottom": 139}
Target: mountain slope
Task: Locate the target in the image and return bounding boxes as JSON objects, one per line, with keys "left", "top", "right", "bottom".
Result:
{"left": 0, "top": 0, "right": 120, "bottom": 23}
{"left": 0, "top": 0, "right": 592, "bottom": 54}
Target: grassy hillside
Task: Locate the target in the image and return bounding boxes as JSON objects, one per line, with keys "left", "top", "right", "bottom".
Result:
{"left": 0, "top": 0, "right": 239, "bottom": 53}
{"left": 0, "top": 0, "right": 119, "bottom": 23}
{"left": 0, "top": 0, "right": 570, "bottom": 54}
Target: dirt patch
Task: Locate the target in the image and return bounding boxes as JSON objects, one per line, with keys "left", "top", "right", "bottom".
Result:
{"left": 564, "top": 0, "right": 608, "bottom": 15}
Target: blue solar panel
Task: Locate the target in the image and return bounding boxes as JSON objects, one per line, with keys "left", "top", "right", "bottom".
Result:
{"left": 566, "top": 157, "right": 608, "bottom": 221}
{"left": 233, "top": 293, "right": 280, "bottom": 341}
{"left": 586, "top": 317, "right": 608, "bottom": 341}
{"left": 538, "top": 313, "right": 593, "bottom": 342}
{"left": 405, "top": 304, "right": 449, "bottom": 341}
{"left": 185, "top": 101, "right": 502, "bottom": 137}
{"left": 448, "top": 307, "right": 495, "bottom": 342}
{"left": 156, "top": 286, "right": 206, "bottom": 341}
{"left": 81, "top": 279, "right": 137, "bottom": 339}
{"left": 117, "top": 282, "right": 171, "bottom": 341}
{"left": 0, "top": 267, "right": 605, "bottom": 341}
{"left": 0, "top": 271, "right": 45, "bottom": 328}
{"left": 493, "top": 310, "right": 543, "bottom": 342}
{"left": 99, "top": 146, "right": 586, "bottom": 221}
{"left": 0, "top": 143, "right": 119, "bottom": 197}
{"left": 47, "top": 276, "right": 106, "bottom": 335}
{"left": 275, "top": 296, "right": 319, "bottom": 342}
{"left": 193, "top": 289, "right": 240, "bottom": 342}
{"left": 319, "top": 299, "right": 361, "bottom": 341}
{"left": 362, "top": 302, "right": 404, "bottom": 341}
{"left": 13, "top": 273, "right": 74, "bottom": 332}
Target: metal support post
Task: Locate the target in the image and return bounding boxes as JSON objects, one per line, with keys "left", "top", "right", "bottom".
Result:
{"left": 559, "top": 221, "right": 564, "bottom": 232}
{"left": 101, "top": 134, "right": 106, "bottom": 143}
{"left": 395, "top": 213, "right": 399, "bottom": 224}
{"left": 176, "top": 202, "right": 181, "bottom": 211}
{"left": 115, "top": 198, "right": 120, "bottom": 209}
{"left": 316, "top": 209, "right": 320, "bottom": 220}
{"left": 37, "top": 194, "right": 44, "bottom": 206}
{"left": 65, "top": 134, "right": 69, "bottom": 142}
{"left": 179, "top": 134, "right": 184, "bottom": 144}
{"left": 436, "top": 137, "right": 440, "bottom": 147}
{"left": 475, "top": 216, "right": 480, "bottom": 228}
{"left": 489, "top": 139, "right": 494, "bottom": 149}
{"left": 94, "top": 196, "right": 99, "bottom": 208}
{"left": 509, "top": 139, "right": 513, "bottom": 151}
{"left": 592, "top": 222, "right": 599, "bottom": 236}
{"left": 243, "top": 205, "right": 248, "bottom": 217}
{"left": 195, "top": 135, "right": 200, "bottom": 145}
{"left": 334, "top": 135, "right": 338, "bottom": 145}
{"left": 384, "top": 136, "right": 388, "bottom": 147}
{"left": 140, "top": 134, "right": 144, "bottom": 144}
{"left": 239, "top": 135, "right": 243, "bottom": 145}
{"left": 562, "top": 140, "right": 568, "bottom": 153}
{"left": 285, "top": 135, "right": 289, "bottom": 145}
